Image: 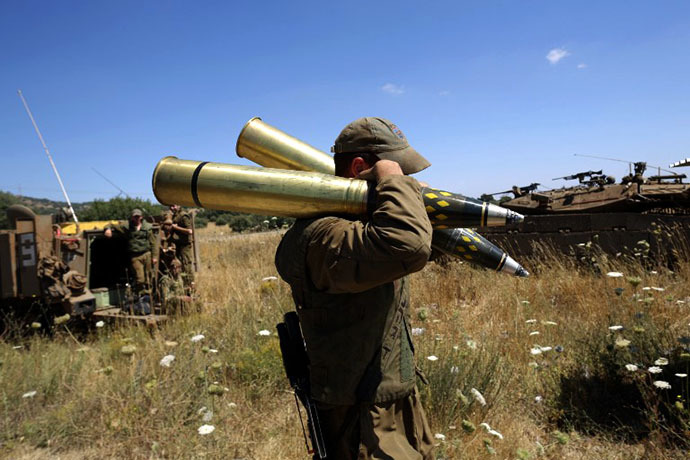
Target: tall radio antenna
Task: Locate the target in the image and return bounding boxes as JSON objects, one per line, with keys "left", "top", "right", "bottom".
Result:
{"left": 17, "top": 89, "right": 79, "bottom": 225}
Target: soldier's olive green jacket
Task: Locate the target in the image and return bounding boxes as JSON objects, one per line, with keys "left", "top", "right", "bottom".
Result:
{"left": 109, "top": 220, "right": 157, "bottom": 255}
{"left": 275, "top": 175, "right": 432, "bottom": 405}
{"left": 172, "top": 210, "right": 192, "bottom": 246}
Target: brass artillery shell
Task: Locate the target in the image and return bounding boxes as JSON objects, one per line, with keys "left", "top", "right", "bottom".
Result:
{"left": 152, "top": 157, "right": 371, "bottom": 217}
{"left": 237, "top": 117, "right": 336, "bottom": 175}
{"left": 236, "top": 117, "right": 523, "bottom": 228}
{"left": 232, "top": 117, "right": 529, "bottom": 276}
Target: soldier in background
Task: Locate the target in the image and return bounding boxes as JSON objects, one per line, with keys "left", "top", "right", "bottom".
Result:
{"left": 158, "top": 214, "right": 177, "bottom": 276}
{"left": 158, "top": 259, "right": 189, "bottom": 314}
{"left": 105, "top": 208, "right": 157, "bottom": 300}
{"left": 169, "top": 204, "right": 194, "bottom": 290}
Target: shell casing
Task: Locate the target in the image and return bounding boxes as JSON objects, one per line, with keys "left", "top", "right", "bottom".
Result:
{"left": 431, "top": 227, "right": 529, "bottom": 277}
{"left": 237, "top": 117, "right": 336, "bottom": 175}
{"left": 152, "top": 157, "right": 371, "bottom": 217}
{"left": 236, "top": 117, "right": 524, "bottom": 228}
{"left": 422, "top": 188, "right": 524, "bottom": 228}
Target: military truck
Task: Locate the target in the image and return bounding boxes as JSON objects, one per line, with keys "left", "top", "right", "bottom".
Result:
{"left": 0, "top": 205, "right": 199, "bottom": 331}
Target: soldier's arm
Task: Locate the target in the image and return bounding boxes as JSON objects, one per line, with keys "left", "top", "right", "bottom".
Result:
{"left": 304, "top": 171, "right": 432, "bottom": 294}
{"left": 173, "top": 214, "right": 193, "bottom": 235}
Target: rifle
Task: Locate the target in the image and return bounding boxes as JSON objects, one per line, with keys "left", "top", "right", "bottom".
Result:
{"left": 277, "top": 312, "right": 327, "bottom": 459}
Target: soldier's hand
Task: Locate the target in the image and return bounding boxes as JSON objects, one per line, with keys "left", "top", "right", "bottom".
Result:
{"left": 356, "top": 160, "right": 403, "bottom": 182}
{"left": 104, "top": 228, "right": 112, "bottom": 238}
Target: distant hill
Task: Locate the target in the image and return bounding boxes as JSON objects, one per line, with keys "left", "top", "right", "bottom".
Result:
{"left": 0, "top": 190, "right": 164, "bottom": 229}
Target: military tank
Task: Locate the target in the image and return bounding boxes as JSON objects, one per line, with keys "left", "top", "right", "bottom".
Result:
{"left": 480, "top": 159, "right": 690, "bottom": 260}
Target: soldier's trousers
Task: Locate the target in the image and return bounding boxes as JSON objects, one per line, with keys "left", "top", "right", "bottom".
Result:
{"left": 175, "top": 244, "right": 194, "bottom": 286}
{"left": 315, "top": 387, "right": 433, "bottom": 460}
{"left": 129, "top": 251, "right": 152, "bottom": 297}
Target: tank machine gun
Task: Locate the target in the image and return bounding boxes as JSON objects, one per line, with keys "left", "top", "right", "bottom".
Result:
{"left": 484, "top": 183, "right": 541, "bottom": 200}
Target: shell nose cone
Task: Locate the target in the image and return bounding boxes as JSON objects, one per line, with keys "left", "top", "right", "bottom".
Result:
{"left": 515, "top": 266, "right": 530, "bottom": 278}
{"left": 505, "top": 209, "right": 525, "bottom": 224}
{"left": 503, "top": 254, "right": 530, "bottom": 277}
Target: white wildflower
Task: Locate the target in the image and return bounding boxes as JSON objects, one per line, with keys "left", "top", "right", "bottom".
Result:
{"left": 615, "top": 338, "right": 631, "bottom": 348}
{"left": 434, "top": 433, "right": 446, "bottom": 441}
{"left": 535, "top": 395, "right": 543, "bottom": 403}
{"left": 653, "top": 381, "right": 671, "bottom": 389}
{"left": 625, "top": 364, "right": 638, "bottom": 372}
{"left": 528, "top": 362, "right": 539, "bottom": 368}
{"left": 452, "top": 345, "right": 459, "bottom": 351}
{"left": 450, "top": 366, "right": 459, "bottom": 374}
{"left": 427, "top": 355, "right": 438, "bottom": 362}
{"left": 648, "top": 366, "right": 663, "bottom": 374}
{"left": 654, "top": 358, "right": 669, "bottom": 366}
{"left": 411, "top": 327, "right": 425, "bottom": 336}
{"left": 261, "top": 276, "right": 278, "bottom": 282}
{"left": 677, "top": 300, "right": 685, "bottom": 305}
{"left": 608, "top": 325, "right": 624, "bottom": 331}
{"left": 227, "top": 402, "right": 237, "bottom": 408}
{"left": 12, "top": 345, "right": 23, "bottom": 350}
{"left": 470, "top": 388, "right": 486, "bottom": 406}
{"left": 95, "top": 321, "right": 105, "bottom": 328}
{"left": 191, "top": 334, "right": 205, "bottom": 343}
{"left": 525, "top": 319, "right": 537, "bottom": 324}
{"left": 159, "top": 355, "right": 175, "bottom": 367}
{"left": 197, "top": 406, "right": 208, "bottom": 415}
{"left": 542, "top": 321, "right": 558, "bottom": 326}
{"left": 258, "top": 330, "right": 271, "bottom": 336}
{"left": 652, "top": 287, "right": 665, "bottom": 292}
{"left": 606, "top": 272, "right": 624, "bottom": 278}
{"left": 165, "top": 341, "right": 178, "bottom": 348}
{"left": 530, "top": 347, "right": 543, "bottom": 355}
{"left": 466, "top": 339, "right": 477, "bottom": 350}
{"left": 208, "top": 349, "right": 218, "bottom": 353}
{"left": 642, "top": 287, "right": 651, "bottom": 291}
{"left": 675, "top": 374, "right": 688, "bottom": 378}
{"left": 540, "top": 346, "right": 552, "bottom": 352}
{"left": 197, "top": 424, "right": 215, "bottom": 435}
{"left": 529, "top": 331, "right": 540, "bottom": 336}
{"left": 202, "top": 410, "right": 213, "bottom": 422}
{"left": 650, "top": 270, "right": 658, "bottom": 275}
{"left": 22, "top": 391, "right": 37, "bottom": 399}
{"left": 479, "top": 422, "right": 503, "bottom": 439}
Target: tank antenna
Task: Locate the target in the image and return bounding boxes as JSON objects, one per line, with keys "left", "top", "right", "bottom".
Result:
{"left": 91, "top": 167, "right": 131, "bottom": 198}
{"left": 17, "top": 89, "right": 79, "bottom": 226}
{"left": 574, "top": 153, "right": 675, "bottom": 175}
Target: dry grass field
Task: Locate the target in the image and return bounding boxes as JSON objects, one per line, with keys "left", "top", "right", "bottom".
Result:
{"left": 1, "top": 225, "right": 689, "bottom": 459}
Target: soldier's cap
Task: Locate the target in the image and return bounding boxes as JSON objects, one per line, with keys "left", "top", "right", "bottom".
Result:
{"left": 131, "top": 208, "right": 143, "bottom": 217}
{"left": 163, "top": 217, "right": 173, "bottom": 225}
{"left": 331, "top": 117, "right": 431, "bottom": 175}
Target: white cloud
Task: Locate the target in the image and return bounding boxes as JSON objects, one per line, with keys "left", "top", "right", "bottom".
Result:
{"left": 577, "top": 63, "right": 587, "bottom": 69}
{"left": 381, "top": 83, "right": 405, "bottom": 95}
{"left": 546, "top": 48, "right": 570, "bottom": 65}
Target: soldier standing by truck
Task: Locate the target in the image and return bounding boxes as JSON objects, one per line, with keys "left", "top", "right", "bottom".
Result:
{"left": 158, "top": 214, "right": 177, "bottom": 276}
{"left": 104, "top": 208, "right": 157, "bottom": 301}
{"left": 169, "top": 204, "right": 194, "bottom": 291}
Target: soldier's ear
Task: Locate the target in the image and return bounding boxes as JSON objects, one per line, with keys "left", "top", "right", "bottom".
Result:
{"left": 349, "top": 157, "right": 370, "bottom": 178}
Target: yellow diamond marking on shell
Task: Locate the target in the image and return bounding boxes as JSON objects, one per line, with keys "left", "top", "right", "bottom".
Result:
{"left": 456, "top": 246, "right": 466, "bottom": 252}
{"left": 425, "top": 205, "right": 436, "bottom": 213}
{"left": 464, "top": 255, "right": 473, "bottom": 260}
{"left": 466, "top": 229, "right": 475, "bottom": 235}
{"left": 462, "top": 236, "right": 471, "bottom": 242}
{"left": 440, "top": 191, "right": 451, "bottom": 196}
{"left": 437, "top": 200, "right": 449, "bottom": 207}
{"left": 469, "top": 245, "right": 478, "bottom": 251}
{"left": 425, "top": 193, "right": 438, "bottom": 199}
{"left": 435, "top": 214, "right": 448, "bottom": 221}
{"left": 473, "top": 236, "right": 481, "bottom": 242}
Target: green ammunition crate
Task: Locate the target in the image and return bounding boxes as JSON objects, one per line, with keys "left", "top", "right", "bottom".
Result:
{"left": 91, "top": 287, "right": 110, "bottom": 310}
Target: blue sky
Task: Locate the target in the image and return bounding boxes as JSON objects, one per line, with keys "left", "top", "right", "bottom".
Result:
{"left": 1, "top": 1, "right": 689, "bottom": 203}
